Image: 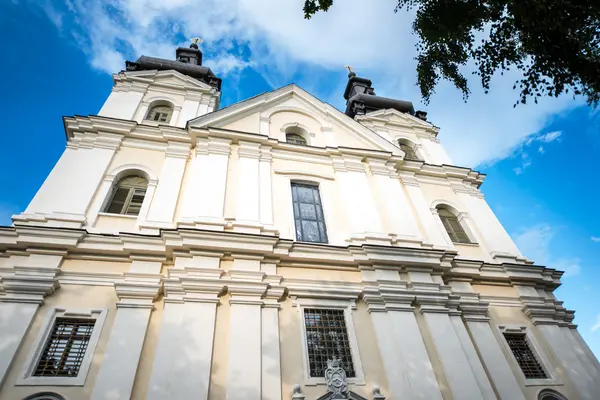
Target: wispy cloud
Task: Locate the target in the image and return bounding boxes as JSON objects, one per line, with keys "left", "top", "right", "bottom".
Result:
{"left": 591, "top": 236, "right": 600, "bottom": 243}
{"left": 512, "top": 130, "right": 564, "bottom": 174}
{"left": 592, "top": 314, "right": 600, "bottom": 332}
{"left": 30, "top": 0, "right": 581, "bottom": 167}
{"left": 513, "top": 224, "right": 581, "bottom": 278}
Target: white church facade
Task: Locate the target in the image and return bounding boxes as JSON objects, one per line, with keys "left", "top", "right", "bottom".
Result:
{"left": 0, "top": 43, "right": 598, "bottom": 400}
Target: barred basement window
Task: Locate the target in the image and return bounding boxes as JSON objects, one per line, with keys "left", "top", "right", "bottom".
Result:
{"left": 104, "top": 176, "right": 148, "bottom": 216}
{"left": 146, "top": 104, "right": 173, "bottom": 123}
{"left": 438, "top": 208, "right": 471, "bottom": 244}
{"left": 303, "top": 309, "right": 355, "bottom": 378}
{"left": 34, "top": 318, "right": 96, "bottom": 377}
{"left": 291, "top": 183, "right": 328, "bottom": 243}
{"left": 503, "top": 333, "right": 548, "bottom": 379}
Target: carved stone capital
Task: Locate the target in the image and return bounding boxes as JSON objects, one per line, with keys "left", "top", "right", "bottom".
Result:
{"left": 0, "top": 266, "right": 60, "bottom": 304}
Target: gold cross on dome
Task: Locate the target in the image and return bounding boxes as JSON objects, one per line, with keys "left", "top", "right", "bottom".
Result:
{"left": 344, "top": 65, "right": 354, "bottom": 73}
{"left": 191, "top": 37, "right": 203, "bottom": 45}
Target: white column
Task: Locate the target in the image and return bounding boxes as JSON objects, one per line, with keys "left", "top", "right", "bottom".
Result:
{"left": 146, "top": 253, "right": 223, "bottom": 399}
{"left": 259, "top": 146, "right": 274, "bottom": 227}
{"left": 25, "top": 133, "right": 122, "bottom": 225}
{"left": 333, "top": 156, "right": 383, "bottom": 237}
{"left": 92, "top": 260, "right": 161, "bottom": 400}
{"left": 418, "top": 299, "right": 484, "bottom": 400}
{"left": 368, "top": 159, "right": 421, "bottom": 241}
{"left": 226, "top": 257, "right": 268, "bottom": 400}
{"left": 465, "top": 319, "right": 525, "bottom": 399}
{"left": 235, "top": 141, "right": 261, "bottom": 227}
{"left": 99, "top": 88, "right": 145, "bottom": 120}
{"left": 537, "top": 324, "right": 597, "bottom": 400}
{"left": 0, "top": 254, "right": 61, "bottom": 386}
{"left": 0, "top": 302, "right": 39, "bottom": 386}
{"left": 145, "top": 142, "right": 190, "bottom": 226}
{"left": 401, "top": 174, "right": 448, "bottom": 247}
{"left": 261, "top": 285, "right": 284, "bottom": 400}
{"left": 179, "top": 138, "right": 231, "bottom": 227}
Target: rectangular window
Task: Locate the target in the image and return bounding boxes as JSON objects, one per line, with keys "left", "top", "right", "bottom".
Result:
{"left": 34, "top": 318, "right": 96, "bottom": 377}
{"left": 503, "top": 333, "right": 548, "bottom": 379}
{"left": 291, "top": 183, "right": 328, "bottom": 243}
{"left": 17, "top": 308, "right": 107, "bottom": 387}
{"left": 303, "top": 308, "right": 355, "bottom": 378}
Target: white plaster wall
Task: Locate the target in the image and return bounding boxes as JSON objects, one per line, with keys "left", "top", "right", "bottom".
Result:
{"left": 99, "top": 90, "right": 145, "bottom": 120}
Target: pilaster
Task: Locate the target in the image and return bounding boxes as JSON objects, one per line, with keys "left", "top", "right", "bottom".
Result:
{"left": 414, "top": 282, "right": 485, "bottom": 400}
{"left": 233, "top": 141, "right": 262, "bottom": 234}
{"left": 147, "top": 252, "right": 225, "bottom": 400}
{"left": 179, "top": 137, "right": 231, "bottom": 230}
{"left": 20, "top": 132, "right": 123, "bottom": 228}
{"left": 226, "top": 256, "right": 269, "bottom": 400}
{"left": 261, "top": 271, "right": 285, "bottom": 400}
{"left": 0, "top": 252, "right": 63, "bottom": 386}
{"left": 366, "top": 158, "right": 422, "bottom": 246}
{"left": 143, "top": 141, "right": 190, "bottom": 228}
{"left": 332, "top": 155, "right": 387, "bottom": 245}
{"left": 361, "top": 268, "right": 442, "bottom": 400}
{"left": 92, "top": 258, "right": 162, "bottom": 400}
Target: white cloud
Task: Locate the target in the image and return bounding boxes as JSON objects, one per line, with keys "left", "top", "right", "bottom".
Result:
{"left": 592, "top": 314, "right": 600, "bottom": 332}
{"left": 538, "top": 131, "right": 562, "bottom": 143}
{"left": 513, "top": 224, "right": 581, "bottom": 278}
{"left": 591, "top": 236, "right": 600, "bottom": 243}
{"left": 35, "top": 0, "right": 581, "bottom": 167}
{"left": 538, "top": 146, "right": 544, "bottom": 154}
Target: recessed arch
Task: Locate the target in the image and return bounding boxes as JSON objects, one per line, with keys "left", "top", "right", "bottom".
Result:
{"left": 397, "top": 138, "right": 422, "bottom": 161}
{"left": 538, "top": 389, "right": 568, "bottom": 400}
{"left": 262, "top": 105, "right": 322, "bottom": 122}
{"left": 145, "top": 99, "right": 175, "bottom": 123}
{"left": 107, "top": 164, "right": 158, "bottom": 182}
{"left": 23, "top": 393, "right": 66, "bottom": 400}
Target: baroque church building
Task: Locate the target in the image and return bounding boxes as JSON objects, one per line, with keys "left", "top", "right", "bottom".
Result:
{"left": 0, "top": 42, "right": 598, "bottom": 400}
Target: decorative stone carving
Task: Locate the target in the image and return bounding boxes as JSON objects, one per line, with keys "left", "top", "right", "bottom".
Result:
{"left": 325, "top": 358, "right": 349, "bottom": 399}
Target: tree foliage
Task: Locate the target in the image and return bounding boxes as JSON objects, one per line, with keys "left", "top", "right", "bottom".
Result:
{"left": 303, "top": 0, "right": 600, "bottom": 107}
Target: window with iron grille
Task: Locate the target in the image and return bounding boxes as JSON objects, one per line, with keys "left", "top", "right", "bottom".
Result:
{"left": 291, "top": 183, "right": 328, "bottom": 243}
{"left": 503, "top": 333, "right": 548, "bottom": 379}
{"left": 438, "top": 208, "right": 471, "bottom": 244}
{"left": 303, "top": 308, "right": 355, "bottom": 378}
{"left": 104, "top": 176, "right": 148, "bottom": 216}
{"left": 286, "top": 133, "right": 307, "bottom": 145}
{"left": 34, "top": 318, "right": 96, "bottom": 377}
{"left": 146, "top": 104, "right": 173, "bottom": 123}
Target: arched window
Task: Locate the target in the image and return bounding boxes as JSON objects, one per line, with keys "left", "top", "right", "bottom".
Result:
{"left": 145, "top": 103, "right": 173, "bottom": 123}
{"left": 538, "top": 389, "right": 568, "bottom": 400}
{"left": 438, "top": 208, "right": 471, "bottom": 243}
{"left": 104, "top": 176, "right": 148, "bottom": 216}
{"left": 399, "top": 141, "right": 420, "bottom": 161}
{"left": 24, "top": 393, "right": 66, "bottom": 400}
{"left": 285, "top": 126, "right": 308, "bottom": 145}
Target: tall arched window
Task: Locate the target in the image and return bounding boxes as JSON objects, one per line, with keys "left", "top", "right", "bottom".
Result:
{"left": 104, "top": 176, "right": 148, "bottom": 216}
{"left": 437, "top": 208, "right": 471, "bottom": 243}
{"left": 399, "top": 141, "right": 420, "bottom": 161}
{"left": 145, "top": 103, "right": 173, "bottom": 123}
{"left": 285, "top": 126, "right": 308, "bottom": 145}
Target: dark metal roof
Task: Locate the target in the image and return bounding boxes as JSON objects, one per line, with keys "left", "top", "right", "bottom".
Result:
{"left": 125, "top": 55, "right": 222, "bottom": 90}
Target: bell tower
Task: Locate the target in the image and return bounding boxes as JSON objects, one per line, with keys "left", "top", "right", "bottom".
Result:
{"left": 98, "top": 40, "right": 222, "bottom": 127}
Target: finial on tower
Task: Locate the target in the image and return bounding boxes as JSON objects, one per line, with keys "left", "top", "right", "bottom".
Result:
{"left": 190, "top": 37, "right": 203, "bottom": 49}
{"left": 344, "top": 65, "right": 356, "bottom": 78}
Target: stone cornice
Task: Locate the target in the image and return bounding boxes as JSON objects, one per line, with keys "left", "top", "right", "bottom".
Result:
{"left": 0, "top": 226, "right": 567, "bottom": 289}
{"left": 0, "top": 266, "right": 60, "bottom": 304}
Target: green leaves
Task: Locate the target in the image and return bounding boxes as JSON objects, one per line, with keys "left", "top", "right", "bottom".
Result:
{"left": 303, "top": 0, "right": 600, "bottom": 107}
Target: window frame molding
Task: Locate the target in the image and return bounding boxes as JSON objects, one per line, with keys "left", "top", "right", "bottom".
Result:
{"left": 289, "top": 180, "right": 331, "bottom": 244}
{"left": 431, "top": 202, "right": 479, "bottom": 246}
{"left": 282, "top": 122, "right": 312, "bottom": 146}
{"left": 496, "top": 324, "right": 562, "bottom": 387}
{"left": 103, "top": 176, "right": 149, "bottom": 216}
{"left": 292, "top": 297, "right": 366, "bottom": 387}
{"left": 17, "top": 308, "right": 108, "bottom": 387}
{"left": 144, "top": 101, "right": 175, "bottom": 124}
{"left": 23, "top": 392, "right": 67, "bottom": 400}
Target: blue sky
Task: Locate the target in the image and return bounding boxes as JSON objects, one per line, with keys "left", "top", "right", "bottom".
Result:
{"left": 2, "top": 0, "right": 599, "bottom": 356}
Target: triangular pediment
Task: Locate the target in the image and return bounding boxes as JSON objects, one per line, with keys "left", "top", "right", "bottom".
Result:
{"left": 116, "top": 69, "right": 215, "bottom": 92}
{"left": 356, "top": 108, "right": 439, "bottom": 137}
{"left": 189, "top": 84, "right": 402, "bottom": 153}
